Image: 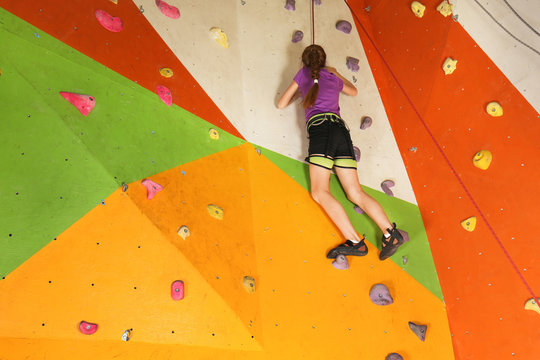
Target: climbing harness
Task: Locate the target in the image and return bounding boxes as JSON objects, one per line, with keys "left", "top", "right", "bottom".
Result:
{"left": 341, "top": 0, "right": 539, "bottom": 305}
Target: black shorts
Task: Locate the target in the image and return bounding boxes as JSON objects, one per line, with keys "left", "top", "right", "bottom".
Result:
{"left": 305, "top": 113, "right": 357, "bottom": 170}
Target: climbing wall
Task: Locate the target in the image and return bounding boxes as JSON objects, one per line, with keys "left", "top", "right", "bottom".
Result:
{"left": 347, "top": 0, "right": 540, "bottom": 358}
{"left": 0, "top": 0, "right": 538, "bottom": 359}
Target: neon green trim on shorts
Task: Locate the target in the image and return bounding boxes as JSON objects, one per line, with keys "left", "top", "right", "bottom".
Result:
{"left": 334, "top": 158, "right": 357, "bottom": 169}
{"left": 307, "top": 156, "right": 335, "bottom": 170}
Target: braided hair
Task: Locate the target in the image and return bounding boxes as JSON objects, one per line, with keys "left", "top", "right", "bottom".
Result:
{"left": 301, "top": 44, "right": 326, "bottom": 109}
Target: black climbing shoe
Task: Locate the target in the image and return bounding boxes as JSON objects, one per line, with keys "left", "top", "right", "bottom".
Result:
{"left": 379, "top": 223, "right": 404, "bottom": 261}
{"left": 327, "top": 237, "right": 368, "bottom": 259}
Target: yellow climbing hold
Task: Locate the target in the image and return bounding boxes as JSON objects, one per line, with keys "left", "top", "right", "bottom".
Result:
{"left": 473, "top": 150, "right": 492, "bottom": 170}
{"left": 209, "top": 128, "right": 219, "bottom": 140}
{"left": 524, "top": 298, "right": 540, "bottom": 315}
{"left": 437, "top": 1, "right": 454, "bottom": 17}
{"left": 461, "top": 217, "right": 477, "bottom": 232}
{"left": 210, "top": 27, "right": 229, "bottom": 49}
{"left": 486, "top": 102, "right": 503, "bottom": 117}
{"left": 442, "top": 57, "right": 457, "bottom": 75}
{"left": 177, "top": 225, "right": 190, "bottom": 240}
{"left": 243, "top": 276, "right": 256, "bottom": 294}
{"left": 411, "top": 1, "right": 426, "bottom": 18}
{"left": 159, "top": 68, "right": 174, "bottom": 78}
{"left": 109, "top": 0, "right": 118, "bottom": 4}
{"left": 207, "top": 204, "right": 224, "bottom": 220}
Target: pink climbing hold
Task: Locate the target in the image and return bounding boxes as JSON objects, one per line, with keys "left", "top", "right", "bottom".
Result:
{"left": 353, "top": 146, "right": 361, "bottom": 162}
{"left": 141, "top": 179, "right": 163, "bottom": 199}
{"left": 156, "top": 85, "right": 172, "bottom": 106}
{"left": 155, "top": 0, "right": 180, "bottom": 19}
{"left": 79, "top": 321, "right": 98, "bottom": 335}
{"left": 95, "top": 9, "right": 123, "bottom": 32}
{"left": 59, "top": 92, "right": 96, "bottom": 116}
{"left": 171, "top": 280, "right": 185, "bottom": 300}
{"left": 381, "top": 179, "right": 395, "bottom": 197}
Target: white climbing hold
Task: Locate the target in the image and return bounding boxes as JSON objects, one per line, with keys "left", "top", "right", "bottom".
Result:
{"left": 177, "top": 225, "right": 190, "bottom": 240}
{"left": 411, "top": 1, "right": 426, "bottom": 18}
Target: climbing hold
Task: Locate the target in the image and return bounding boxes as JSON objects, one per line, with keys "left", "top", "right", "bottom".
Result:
{"left": 332, "top": 254, "right": 349, "bottom": 270}
{"left": 209, "top": 128, "right": 220, "bottom": 140}
{"left": 171, "top": 280, "right": 185, "bottom": 300}
{"left": 437, "top": 1, "right": 454, "bottom": 17}
{"left": 408, "top": 321, "right": 427, "bottom": 341}
{"left": 461, "top": 216, "right": 477, "bottom": 232}
{"left": 486, "top": 101, "right": 503, "bottom": 117}
{"left": 442, "top": 57, "right": 457, "bottom": 75}
{"left": 155, "top": 0, "right": 180, "bottom": 19}
{"left": 207, "top": 204, "right": 224, "bottom": 220}
{"left": 210, "top": 27, "right": 229, "bottom": 48}
{"left": 381, "top": 180, "right": 395, "bottom": 197}
{"left": 402, "top": 256, "right": 408, "bottom": 265}
{"left": 284, "top": 0, "right": 295, "bottom": 11}
{"left": 398, "top": 229, "right": 410, "bottom": 242}
{"left": 159, "top": 68, "right": 174, "bottom": 78}
{"left": 336, "top": 20, "right": 352, "bottom": 34}
{"left": 243, "top": 276, "right": 256, "bottom": 293}
{"left": 385, "top": 353, "right": 404, "bottom": 360}
{"left": 409, "top": 146, "right": 418, "bottom": 152}
{"left": 314, "top": 0, "right": 321, "bottom": 5}
{"left": 256, "top": 148, "right": 262, "bottom": 155}
{"left": 411, "top": 1, "right": 426, "bottom": 18}
{"left": 346, "top": 57, "right": 359, "bottom": 72}
{"left": 79, "top": 321, "right": 98, "bottom": 335}
{"left": 473, "top": 150, "right": 492, "bottom": 170}
{"left": 292, "top": 30, "right": 303, "bottom": 43}
{"left": 95, "top": 9, "right": 123, "bottom": 32}
{"left": 353, "top": 205, "right": 364, "bottom": 214}
{"left": 524, "top": 298, "right": 540, "bottom": 315}
{"left": 177, "top": 225, "right": 190, "bottom": 240}
{"left": 141, "top": 179, "right": 163, "bottom": 199}
{"left": 122, "top": 329, "right": 132, "bottom": 341}
{"left": 109, "top": 0, "right": 118, "bottom": 4}
{"left": 156, "top": 85, "right": 172, "bottom": 106}
{"left": 122, "top": 183, "right": 128, "bottom": 192}
{"left": 59, "top": 92, "right": 96, "bottom": 116}
{"left": 369, "top": 284, "right": 394, "bottom": 305}
{"left": 353, "top": 146, "right": 361, "bottom": 162}
{"left": 360, "top": 116, "right": 372, "bottom": 129}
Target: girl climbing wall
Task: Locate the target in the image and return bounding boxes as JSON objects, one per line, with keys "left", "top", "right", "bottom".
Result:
{"left": 277, "top": 44, "right": 405, "bottom": 261}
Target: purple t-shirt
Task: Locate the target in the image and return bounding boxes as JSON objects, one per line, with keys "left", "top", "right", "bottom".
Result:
{"left": 293, "top": 67, "right": 343, "bottom": 122}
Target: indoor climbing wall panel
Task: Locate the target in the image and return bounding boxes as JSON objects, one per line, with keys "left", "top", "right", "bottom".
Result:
{"left": 348, "top": 0, "right": 540, "bottom": 358}
{"left": 0, "top": 0, "right": 242, "bottom": 138}
{"left": 134, "top": 0, "right": 418, "bottom": 204}
{"left": 0, "top": 8, "right": 244, "bottom": 277}
{"left": 0, "top": 143, "right": 455, "bottom": 359}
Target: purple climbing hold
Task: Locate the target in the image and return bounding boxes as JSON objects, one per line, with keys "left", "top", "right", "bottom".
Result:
{"left": 336, "top": 20, "right": 352, "bottom": 34}
{"left": 399, "top": 229, "right": 409, "bottom": 242}
{"left": 346, "top": 56, "right": 359, "bottom": 72}
{"left": 353, "top": 146, "right": 361, "bottom": 162}
{"left": 292, "top": 30, "right": 303, "bottom": 43}
{"left": 360, "top": 116, "right": 372, "bottom": 130}
{"left": 332, "top": 254, "right": 349, "bottom": 270}
{"left": 385, "top": 353, "right": 404, "bottom": 360}
{"left": 353, "top": 205, "right": 364, "bottom": 214}
{"left": 369, "top": 283, "right": 394, "bottom": 306}
{"left": 408, "top": 321, "right": 427, "bottom": 341}
{"left": 314, "top": 0, "right": 321, "bottom": 5}
{"left": 381, "top": 179, "right": 395, "bottom": 197}
{"left": 284, "top": 0, "right": 295, "bottom": 11}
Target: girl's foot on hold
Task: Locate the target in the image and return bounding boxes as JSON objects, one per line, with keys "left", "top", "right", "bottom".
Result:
{"left": 379, "top": 223, "right": 404, "bottom": 261}
{"left": 327, "top": 237, "right": 368, "bottom": 259}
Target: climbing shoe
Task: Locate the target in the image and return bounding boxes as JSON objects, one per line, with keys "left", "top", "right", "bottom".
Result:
{"left": 379, "top": 223, "right": 404, "bottom": 261}
{"left": 326, "top": 237, "right": 368, "bottom": 259}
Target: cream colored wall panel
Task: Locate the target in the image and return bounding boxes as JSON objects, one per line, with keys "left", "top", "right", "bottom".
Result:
{"left": 134, "top": 0, "right": 417, "bottom": 204}
{"left": 454, "top": 0, "right": 540, "bottom": 111}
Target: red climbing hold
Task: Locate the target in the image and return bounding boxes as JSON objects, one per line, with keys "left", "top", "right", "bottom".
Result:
{"left": 156, "top": 85, "right": 172, "bottom": 106}
{"left": 171, "top": 280, "right": 185, "bottom": 300}
{"left": 79, "top": 321, "right": 98, "bottom": 335}
{"left": 155, "top": 0, "right": 180, "bottom": 19}
{"left": 95, "top": 9, "right": 124, "bottom": 32}
{"left": 59, "top": 92, "right": 96, "bottom": 116}
{"left": 141, "top": 179, "right": 163, "bottom": 199}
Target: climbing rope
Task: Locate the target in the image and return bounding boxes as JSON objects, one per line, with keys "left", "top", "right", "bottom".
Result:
{"left": 342, "top": 0, "right": 539, "bottom": 305}
{"left": 311, "top": 0, "right": 315, "bottom": 44}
